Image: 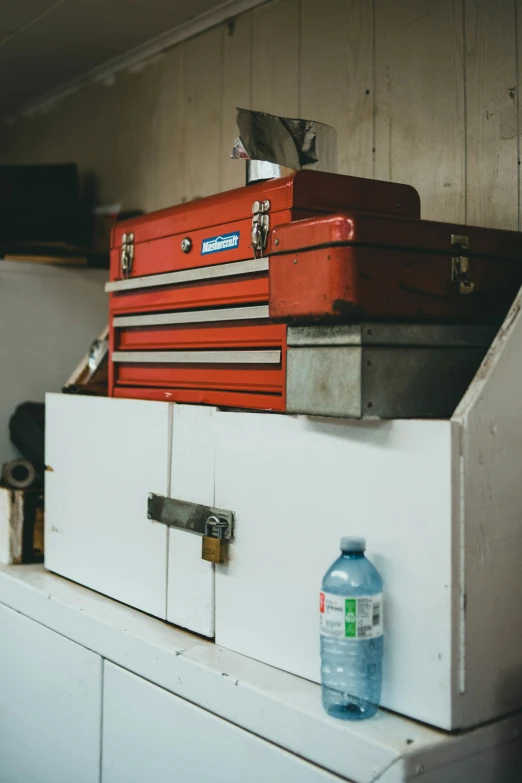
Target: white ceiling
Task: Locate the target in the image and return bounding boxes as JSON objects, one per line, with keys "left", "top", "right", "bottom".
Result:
{"left": 0, "top": 0, "right": 243, "bottom": 116}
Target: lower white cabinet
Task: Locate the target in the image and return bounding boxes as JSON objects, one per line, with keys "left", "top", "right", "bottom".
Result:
{"left": 0, "top": 564, "right": 521, "bottom": 783}
{"left": 0, "top": 603, "right": 102, "bottom": 783}
{"left": 102, "top": 662, "right": 344, "bottom": 783}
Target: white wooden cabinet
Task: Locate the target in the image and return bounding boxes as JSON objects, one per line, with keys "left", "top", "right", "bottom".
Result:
{"left": 102, "top": 662, "right": 344, "bottom": 783}
{"left": 0, "top": 602, "right": 102, "bottom": 783}
{"left": 45, "top": 291, "right": 522, "bottom": 730}
{"left": 0, "top": 564, "right": 521, "bottom": 783}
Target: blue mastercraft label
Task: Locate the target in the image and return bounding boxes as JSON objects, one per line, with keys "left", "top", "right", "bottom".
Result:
{"left": 201, "top": 231, "right": 240, "bottom": 255}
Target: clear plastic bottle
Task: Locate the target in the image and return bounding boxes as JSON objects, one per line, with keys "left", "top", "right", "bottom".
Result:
{"left": 319, "top": 537, "right": 383, "bottom": 720}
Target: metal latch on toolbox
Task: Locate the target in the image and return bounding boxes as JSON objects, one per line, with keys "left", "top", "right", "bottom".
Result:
{"left": 251, "top": 199, "right": 270, "bottom": 258}
{"left": 120, "top": 232, "right": 134, "bottom": 279}
{"left": 147, "top": 494, "right": 234, "bottom": 564}
{"left": 451, "top": 233, "right": 474, "bottom": 295}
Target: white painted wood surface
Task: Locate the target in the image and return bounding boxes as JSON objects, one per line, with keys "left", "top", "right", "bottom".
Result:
{"left": 417, "top": 742, "right": 522, "bottom": 783}
{"left": 251, "top": 0, "right": 299, "bottom": 118}
{"left": 45, "top": 394, "right": 171, "bottom": 618}
{"left": 220, "top": 12, "right": 252, "bottom": 193}
{"left": 102, "top": 662, "right": 346, "bottom": 783}
{"left": 167, "top": 404, "right": 216, "bottom": 636}
{"left": 1, "top": 564, "right": 521, "bottom": 783}
{"left": 214, "top": 412, "right": 455, "bottom": 728}
{"left": 44, "top": 284, "right": 522, "bottom": 731}
{"left": 465, "top": 0, "right": 518, "bottom": 229}
{"left": 374, "top": 0, "right": 465, "bottom": 222}
{"left": 146, "top": 45, "right": 185, "bottom": 212}
{"left": 0, "top": 261, "right": 107, "bottom": 466}
{"left": 182, "top": 26, "right": 223, "bottom": 203}
{"left": 0, "top": 601, "right": 102, "bottom": 783}
{"left": 1, "top": 0, "right": 519, "bottom": 231}
{"left": 300, "top": 0, "right": 374, "bottom": 179}
{"left": 453, "top": 288, "right": 522, "bottom": 727}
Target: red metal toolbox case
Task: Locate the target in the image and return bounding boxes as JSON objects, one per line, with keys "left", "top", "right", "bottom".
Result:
{"left": 269, "top": 212, "right": 522, "bottom": 323}
{"left": 107, "top": 171, "right": 522, "bottom": 415}
{"left": 107, "top": 171, "right": 419, "bottom": 409}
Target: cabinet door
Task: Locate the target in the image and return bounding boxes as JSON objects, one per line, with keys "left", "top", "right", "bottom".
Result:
{"left": 102, "top": 662, "right": 345, "bottom": 783}
{"left": 0, "top": 604, "right": 102, "bottom": 783}
{"left": 213, "top": 409, "right": 454, "bottom": 729}
{"left": 45, "top": 394, "right": 171, "bottom": 618}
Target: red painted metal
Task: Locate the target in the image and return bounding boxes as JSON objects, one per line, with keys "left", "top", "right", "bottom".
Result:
{"left": 113, "top": 385, "right": 287, "bottom": 412}
{"left": 108, "top": 170, "right": 473, "bottom": 409}
{"left": 109, "top": 171, "right": 419, "bottom": 407}
{"left": 109, "top": 274, "right": 269, "bottom": 315}
{"left": 270, "top": 212, "right": 522, "bottom": 259}
{"left": 114, "top": 363, "right": 284, "bottom": 394}
{"left": 116, "top": 323, "right": 285, "bottom": 351}
{"left": 111, "top": 171, "right": 420, "bottom": 251}
{"left": 269, "top": 214, "right": 522, "bottom": 323}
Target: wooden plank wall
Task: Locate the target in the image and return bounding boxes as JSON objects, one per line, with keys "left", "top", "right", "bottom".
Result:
{"left": 0, "top": 0, "right": 520, "bottom": 230}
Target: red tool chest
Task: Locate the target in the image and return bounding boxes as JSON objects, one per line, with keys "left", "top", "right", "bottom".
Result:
{"left": 107, "top": 170, "right": 522, "bottom": 416}
{"left": 107, "top": 171, "right": 420, "bottom": 411}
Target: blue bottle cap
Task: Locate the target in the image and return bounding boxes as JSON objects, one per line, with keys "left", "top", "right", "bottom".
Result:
{"left": 340, "top": 537, "right": 366, "bottom": 552}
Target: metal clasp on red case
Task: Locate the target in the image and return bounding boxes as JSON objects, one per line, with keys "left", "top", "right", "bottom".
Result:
{"left": 251, "top": 200, "right": 270, "bottom": 258}
{"left": 120, "top": 232, "right": 134, "bottom": 279}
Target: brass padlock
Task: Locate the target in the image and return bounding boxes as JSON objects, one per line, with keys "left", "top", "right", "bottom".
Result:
{"left": 202, "top": 515, "right": 228, "bottom": 564}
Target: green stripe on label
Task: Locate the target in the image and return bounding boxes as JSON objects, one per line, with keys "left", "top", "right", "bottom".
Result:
{"left": 345, "top": 598, "right": 356, "bottom": 638}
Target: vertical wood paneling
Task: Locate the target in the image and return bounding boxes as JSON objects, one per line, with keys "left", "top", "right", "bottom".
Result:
{"left": 220, "top": 14, "right": 252, "bottom": 193}
{"left": 252, "top": 0, "right": 299, "bottom": 117}
{"left": 101, "top": 64, "right": 162, "bottom": 210}
{"left": 1, "top": 0, "right": 521, "bottom": 231}
{"left": 146, "top": 46, "right": 185, "bottom": 211}
{"left": 466, "top": 0, "right": 518, "bottom": 229}
{"left": 516, "top": 0, "right": 522, "bottom": 230}
{"left": 375, "top": 0, "right": 465, "bottom": 222}
{"left": 300, "top": 0, "right": 373, "bottom": 178}
{"left": 181, "top": 26, "right": 223, "bottom": 203}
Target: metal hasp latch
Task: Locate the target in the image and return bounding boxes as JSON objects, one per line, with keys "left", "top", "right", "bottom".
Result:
{"left": 120, "top": 232, "right": 134, "bottom": 279}
{"left": 451, "top": 233, "right": 474, "bottom": 295}
{"left": 251, "top": 200, "right": 270, "bottom": 258}
{"left": 147, "top": 494, "right": 234, "bottom": 564}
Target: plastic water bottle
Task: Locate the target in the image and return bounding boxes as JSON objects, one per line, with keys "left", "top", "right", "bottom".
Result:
{"left": 320, "top": 537, "right": 383, "bottom": 720}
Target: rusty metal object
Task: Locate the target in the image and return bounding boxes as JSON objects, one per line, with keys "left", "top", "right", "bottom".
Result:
{"left": 2, "top": 459, "right": 36, "bottom": 490}
{"left": 147, "top": 494, "right": 234, "bottom": 540}
{"left": 285, "top": 324, "right": 496, "bottom": 419}
{"left": 0, "top": 486, "right": 44, "bottom": 565}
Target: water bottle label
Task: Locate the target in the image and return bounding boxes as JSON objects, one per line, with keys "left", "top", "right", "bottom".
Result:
{"left": 319, "top": 592, "right": 383, "bottom": 640}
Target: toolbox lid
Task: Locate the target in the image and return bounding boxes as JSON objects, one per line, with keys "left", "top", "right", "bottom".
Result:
{"left": 270, "top": 212, "right": 522, "bottom": 260}
{"left": 111, "top": 172, "right": 420, "bottom": 250}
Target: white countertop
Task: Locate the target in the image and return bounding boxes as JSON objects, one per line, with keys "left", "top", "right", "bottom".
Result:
{"left": 0, "top": 563, "right": 520, "bottom": 783}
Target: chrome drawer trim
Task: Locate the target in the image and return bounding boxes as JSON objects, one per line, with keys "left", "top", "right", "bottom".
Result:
{"left": 113, "top": 304, "right": 270, "bottom": 328}
{"left": 105, "top": 258, "right": 269, "bottom": 293}
{"left": 112, "top": 349, "right": 281, "bottom": 364}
